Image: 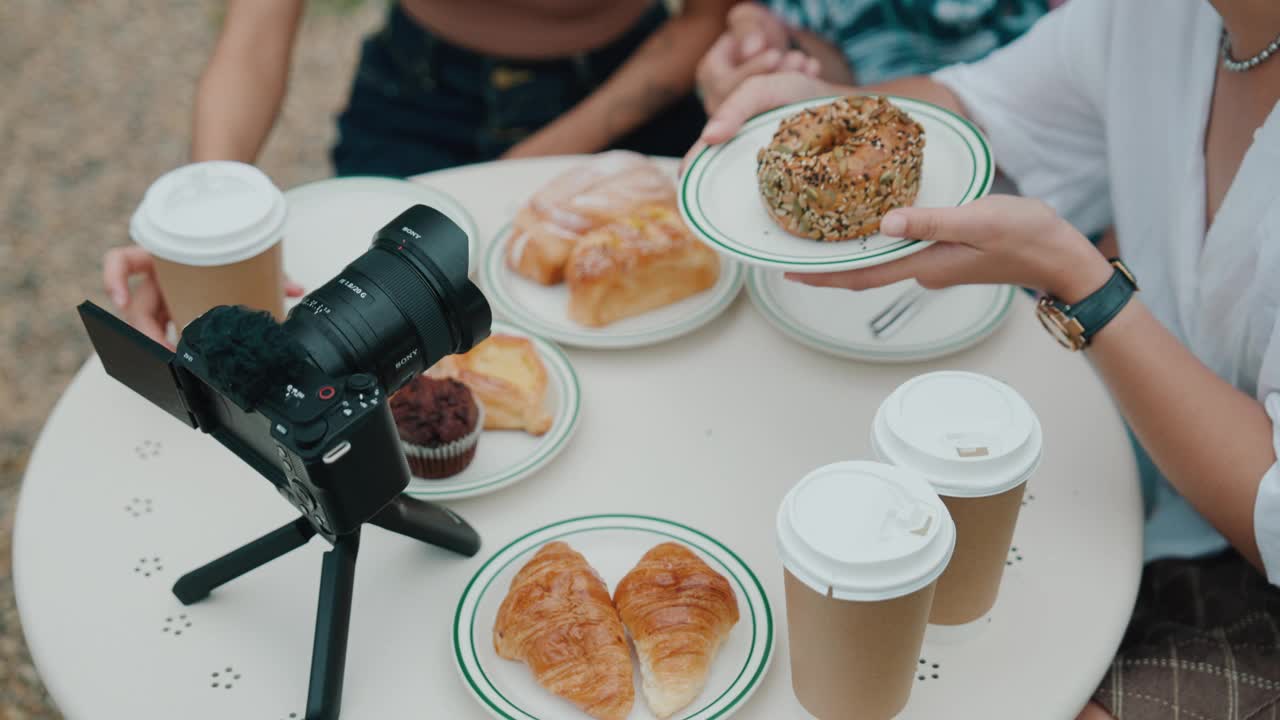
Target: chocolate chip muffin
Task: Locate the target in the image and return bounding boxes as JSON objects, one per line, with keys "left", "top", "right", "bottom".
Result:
{"left": 391, "top": 375, "right": 484, "bottom": 479}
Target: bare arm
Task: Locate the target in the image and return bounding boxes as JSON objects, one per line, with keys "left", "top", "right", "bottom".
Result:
{"left": 191, "top": 0, "right": 305, "bottom": 162}
{"left": 1088, "top": 300, "right": 1271, "bottom": 570}
{"left": 862, "top": 75, "right": 968, "bottom": 118}
{"left": 1096, "top": 225, "right": 1120, "bottom": 258}
{"left": 503, "top": 0, "right": 740, "bottom": 158}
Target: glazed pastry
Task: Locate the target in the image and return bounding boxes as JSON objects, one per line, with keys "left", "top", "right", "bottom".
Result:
{"left": 428, "top": 334, "right": 553, "bottom": 436}
{"left": 507, "top": 150, "right": 676, "bottom": 285}
{"left": 493, "top": 542, "right": 635, "bottom": 720}
{"left": 613, "top": 543, "right": 739, "bottom": 718}
{"left": 565, "top": 204, "right": 720, "bottom": 327}
{"left": 757, "top": 95, "right": 925, "bottom": 242}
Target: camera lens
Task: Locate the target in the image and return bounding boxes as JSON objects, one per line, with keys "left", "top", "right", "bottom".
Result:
{"left": 283, "top": 204, "right": 491, "bottom": 392}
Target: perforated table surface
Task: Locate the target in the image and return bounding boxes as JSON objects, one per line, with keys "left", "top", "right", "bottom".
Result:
{"left": 14, "top": 156, "right": 1143, "bottom": 720}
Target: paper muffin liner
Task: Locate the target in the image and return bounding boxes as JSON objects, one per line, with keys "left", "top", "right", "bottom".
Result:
{"left": 400, "top": 402, "right": 485, "bottom": 480}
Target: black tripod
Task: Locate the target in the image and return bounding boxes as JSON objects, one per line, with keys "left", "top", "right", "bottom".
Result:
{"left": 172, "top": 495, "right": 480, "bottom": 720}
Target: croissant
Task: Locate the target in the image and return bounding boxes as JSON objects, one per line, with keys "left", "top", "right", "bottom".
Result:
{"left": 493, "top": 542, "right": 635, "bottom": 720}
{"left": 428, "top": 334, "right": 553, "bottom": 435}
{"left": 613, "top": 543, "right": 739, "bottom": 718}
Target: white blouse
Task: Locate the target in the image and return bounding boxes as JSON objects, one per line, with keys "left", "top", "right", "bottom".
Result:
{"left": 932, "top": 0, "right": 1280, "bottom": 581}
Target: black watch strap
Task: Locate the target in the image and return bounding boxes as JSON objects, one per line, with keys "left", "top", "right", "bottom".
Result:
{"left": 1061, "top": 260, "right": 1138, "bottom": 342}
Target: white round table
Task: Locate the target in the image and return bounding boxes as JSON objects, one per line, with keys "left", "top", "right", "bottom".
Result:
{"left": 14, "top": 157, "right": 1143, "bottom": 720}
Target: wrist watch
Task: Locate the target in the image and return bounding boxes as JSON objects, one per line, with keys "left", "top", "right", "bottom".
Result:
{"left": 1036, "top": 259, "right": 1138, "bottom": 351}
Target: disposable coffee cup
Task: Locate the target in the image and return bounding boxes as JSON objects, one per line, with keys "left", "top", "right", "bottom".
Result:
{"left": 872, "top": 371, "right": 1042, "bottom": 627}
{"left": 778, "top": 460, "right": 955, "bottom": 720}
{"left": 130, "top": 161, "right": 287, "bottom": 331}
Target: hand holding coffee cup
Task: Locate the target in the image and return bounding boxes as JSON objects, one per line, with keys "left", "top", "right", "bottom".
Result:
{"left": 124, "top": 161, "right": 289, "bottom": 336}
{"left": 102, "top": 245, "right": 177, "bottom": 346}
{"left": 103, "top": 247, "right": 304, "bottom": 348}
{"left": 778, "top": 460, "right": 956, "bottom": 720}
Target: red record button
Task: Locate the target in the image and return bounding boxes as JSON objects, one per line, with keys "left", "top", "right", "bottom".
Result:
{"left": 318, "top": 386, "right": 337, "bottom": 401}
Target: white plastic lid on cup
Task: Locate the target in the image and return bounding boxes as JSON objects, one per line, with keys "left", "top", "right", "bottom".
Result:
{"left": 777, "top": 460, "right": 956, "bottom": 602}
{"left": 872, "top": 371, "right": 1043, "bottom": 498}
{"left": 130, "top": 161, "right": 287, "bottom": 267}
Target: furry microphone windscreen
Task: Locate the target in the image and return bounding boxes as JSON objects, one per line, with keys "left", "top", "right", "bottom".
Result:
{"left": 185, "top": 306, "right": 311, "bottom": 409}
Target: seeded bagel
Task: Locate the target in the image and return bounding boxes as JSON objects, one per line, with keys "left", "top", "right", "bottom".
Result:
{"left": 756, "top": 95, "right": 925, "bottom": 242}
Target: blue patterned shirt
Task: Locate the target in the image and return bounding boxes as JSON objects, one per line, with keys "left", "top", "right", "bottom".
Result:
{"left": 765, "top": 0, "right": 1051, "bottom": 85}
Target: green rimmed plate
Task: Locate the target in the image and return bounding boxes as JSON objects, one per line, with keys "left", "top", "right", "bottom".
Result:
{"left": 747, "top": 268, "right": 1015, "bottom": 363}
{"left": 403, "top": 321, "right": 580, "bottom": 500}
{"left": 282, "top": 175, "right": 480, "bottom": 283}
{"left": 483, "top": 225, "right": 745, "bottom": 349}
{"left": 454, "top": 514, "right": 774, "bottom": 720}
{"left": 680, "top": 95, "right": 993, "bottom": 273}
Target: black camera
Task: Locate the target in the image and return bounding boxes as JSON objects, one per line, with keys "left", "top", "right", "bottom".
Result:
{"left": 80, "top": 204, "right": 490, "bottom": 537}
{"left": 78, "top": 203, "right": 492, "bottom": 719}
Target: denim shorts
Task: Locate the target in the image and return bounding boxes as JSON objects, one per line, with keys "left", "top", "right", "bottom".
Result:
{"left": 330, "top": 2, "right": 707, "bottom": 177}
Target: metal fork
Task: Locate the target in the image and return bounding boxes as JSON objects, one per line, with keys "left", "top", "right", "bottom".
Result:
{"left": 868, "top": 282, "right": 934, "bottom": 339}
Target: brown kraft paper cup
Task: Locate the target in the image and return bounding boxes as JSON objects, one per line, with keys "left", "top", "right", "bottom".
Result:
{"left": 778, "top": 462, "right": 955, "bottom": 720}
{"left": 929, "top": 482, "right": 1026, "bottom": 625}
{"left": 786, "top": 569, "right": 936, "bottom": 720}
{"left": 870, "top": 371, "right": 1042, "bottom": 628}
{"left": 153, "top": 242, "right": 285, "bottom": 331}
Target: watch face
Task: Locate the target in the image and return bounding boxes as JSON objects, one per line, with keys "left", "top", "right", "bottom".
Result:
{"left": 1036, "top": 298, "right": 1085, "bottom": 350}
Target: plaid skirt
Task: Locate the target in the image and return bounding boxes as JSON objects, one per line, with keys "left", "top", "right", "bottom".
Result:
{"left": 1093, "top": 550, "right": 1280, "bottom": 719}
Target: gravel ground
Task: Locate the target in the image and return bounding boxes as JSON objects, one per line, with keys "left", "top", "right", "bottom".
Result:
{"left": 0, "top": 2, "right": 384, "bottom": 716}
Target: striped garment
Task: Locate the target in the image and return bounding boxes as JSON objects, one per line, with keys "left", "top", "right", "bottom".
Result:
{"left": 764, "top": 0, "right": 1053, "bottom": 84}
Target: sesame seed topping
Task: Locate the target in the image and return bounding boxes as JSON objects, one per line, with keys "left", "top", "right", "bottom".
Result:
{"left": 757, "top": 96, "right": 925, "bottom": 241}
